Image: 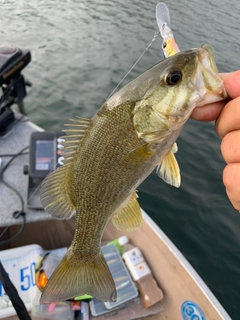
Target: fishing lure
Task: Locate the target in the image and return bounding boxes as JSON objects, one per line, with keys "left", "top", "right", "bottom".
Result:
{"left": 156, "top": 2, "right": 180, "bottom": 58}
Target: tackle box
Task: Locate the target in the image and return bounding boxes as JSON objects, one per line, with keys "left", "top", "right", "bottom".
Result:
{"left": 90, "top": 244, "right": 138, "bottom": 316}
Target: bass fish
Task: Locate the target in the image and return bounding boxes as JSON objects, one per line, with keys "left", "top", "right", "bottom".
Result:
{"left": 40, "top": 45, "right": 227, "bottom": 303}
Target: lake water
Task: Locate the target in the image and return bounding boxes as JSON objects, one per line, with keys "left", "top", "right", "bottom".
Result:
{"left": 0, "top": 0, "right": 240, "bottom": 318}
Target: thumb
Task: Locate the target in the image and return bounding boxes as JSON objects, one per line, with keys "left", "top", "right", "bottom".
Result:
{"left": 221, "top": 70, "right": 240, "bottom": 99}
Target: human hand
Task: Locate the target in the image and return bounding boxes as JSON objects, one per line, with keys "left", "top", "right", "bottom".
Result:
{"left": 191, "top": 70, "right": 240, "bottom": 210}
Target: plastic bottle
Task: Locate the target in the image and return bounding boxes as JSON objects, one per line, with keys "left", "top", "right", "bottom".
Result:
{"left": 109, "top": 236, "right": 164, "bottom": 308}
{"left": 106, "top": 235, "right": 129, "bottom": 255}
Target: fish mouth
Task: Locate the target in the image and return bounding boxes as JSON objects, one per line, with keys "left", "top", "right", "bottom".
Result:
{"left": 192, "top": 44, "right": 228, "bottom": 107}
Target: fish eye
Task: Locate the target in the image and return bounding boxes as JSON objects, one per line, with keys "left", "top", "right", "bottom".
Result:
{"left": 162, "top": 41, "right": 167, "bottom": 49}
{"left": 166, "top": 69, "right": 182, "bottom": 85}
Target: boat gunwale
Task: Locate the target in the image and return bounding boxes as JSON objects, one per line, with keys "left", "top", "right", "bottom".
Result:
{"left": 142, "top": 209, "right": 232, "bottom": 320}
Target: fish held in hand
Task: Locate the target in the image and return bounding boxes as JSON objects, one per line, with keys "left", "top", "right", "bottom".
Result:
{"left": 40, "top": 44, "right": 227, "bottom": 303}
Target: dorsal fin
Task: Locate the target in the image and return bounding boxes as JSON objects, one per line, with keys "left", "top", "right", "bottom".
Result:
{"left": 61, "top": 117, "right": 91, "bottom": 164}
{"left": 40, "top": 116, "right": 91, "bottom": 219}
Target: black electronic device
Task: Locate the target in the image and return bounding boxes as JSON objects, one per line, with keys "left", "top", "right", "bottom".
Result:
{"left": 26, "top": 131, "right": 65, "bottom": 209}
{"left": 0, "top": 44, "right": 31, "bottom": 136}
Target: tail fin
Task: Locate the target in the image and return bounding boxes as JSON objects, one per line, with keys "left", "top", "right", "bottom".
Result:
{"left": 40, "top": 250, "right": 116, "bottom": 303}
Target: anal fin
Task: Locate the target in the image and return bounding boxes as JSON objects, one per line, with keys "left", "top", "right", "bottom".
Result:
{"left": 112, "top": 191, "right": 142, "bottom": 231}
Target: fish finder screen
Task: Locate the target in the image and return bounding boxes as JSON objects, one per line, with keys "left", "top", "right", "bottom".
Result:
{"left": 35, "top": 140, "right": 54, "bottom": 171}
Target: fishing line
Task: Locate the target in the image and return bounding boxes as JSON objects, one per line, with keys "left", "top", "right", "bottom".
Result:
{"left": 106, "top": 32, "right": 160, "bottom": 101}
{"left": 16, "top": 32, "right": 163, "bottom": 205}
{"left": 2, "top": 31, "right": 163, "bottom": 219}
{"left": 28, "top": 33, "right": 162, "bottom": 207}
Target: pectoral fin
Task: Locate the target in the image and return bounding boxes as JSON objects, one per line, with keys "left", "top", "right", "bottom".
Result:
{"left": 156, "top": 149, "right": 181, "bottom": 188}
{"left": 112, "top": 191, "right": 142, "bottom": 231}
{"left": 171, "top": 142, "right": 178, "bottom": 153}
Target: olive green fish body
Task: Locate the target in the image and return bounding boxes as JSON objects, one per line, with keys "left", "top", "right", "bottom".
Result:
{"left": 40, "top": 45, "right": 227, "bottom": 303}
{"left": 70, "top": 103, "right": 178, "bottom": 250}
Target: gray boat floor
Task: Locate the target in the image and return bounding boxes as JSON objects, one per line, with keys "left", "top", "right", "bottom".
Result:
{"left": 0, "top": 117, "right": 50, "bottom": 227}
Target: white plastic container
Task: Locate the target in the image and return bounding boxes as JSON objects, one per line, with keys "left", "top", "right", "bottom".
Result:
{"left": 122, "top": 247, "right": 163, "bottom": 307}
{"left": 0, "top": 244, "right": 44, "bottom": 318}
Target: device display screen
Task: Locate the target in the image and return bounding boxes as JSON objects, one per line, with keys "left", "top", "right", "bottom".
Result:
{"left": 35, "top": 140, "right": 54, "bottom": 171}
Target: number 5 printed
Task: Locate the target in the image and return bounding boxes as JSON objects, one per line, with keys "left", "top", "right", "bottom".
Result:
{"left": 20, "top": 263, "right": 36, "bottom": 291}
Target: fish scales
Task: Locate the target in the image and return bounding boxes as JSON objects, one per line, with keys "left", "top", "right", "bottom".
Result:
{"left": 40, "top": 45, "right": 227, "bottom": 303}
{"left": 71, "top": 103, "right": 153, "bottom": 255}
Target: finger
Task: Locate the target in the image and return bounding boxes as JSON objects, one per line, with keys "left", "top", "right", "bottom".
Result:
{"left": 220, "top": 70, "right": 240, "bottom": 99}
{"left": 191, "top": 100, "right": 225, "bottom": 121}
{"left": 215, "top": 96, "right": 240, "bottom": 138}
{"left": 191, "top": 70, "right": 240, "bottom": 122}
{"left": 223, "top": 163, "right": 240, "bottom": 210}
{"left": 221, "top": 130, "right": 240, "bottom": 163}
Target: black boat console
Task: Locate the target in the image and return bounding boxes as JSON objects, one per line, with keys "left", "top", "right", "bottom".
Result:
{"left": 0, "top": 44, "right": 31, "bottom": 135}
